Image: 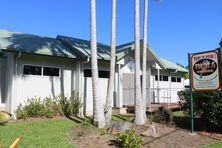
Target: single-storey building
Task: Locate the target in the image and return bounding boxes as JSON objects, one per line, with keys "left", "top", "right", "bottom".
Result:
{"left": 0, "top": 29, "right": 188, "bottom": 117}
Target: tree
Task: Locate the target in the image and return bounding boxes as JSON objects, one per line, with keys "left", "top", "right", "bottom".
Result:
{"left": 90, "top": 0, "right": 106, "bottom": 128}
{"left": 142, "top": 0, "right": 148, "bottom": 121}
{"left": 105, "top": 0, "right": 116, "bottom": 125}
{"left": 134, "top": 0, "right": 145, "bottom": 125}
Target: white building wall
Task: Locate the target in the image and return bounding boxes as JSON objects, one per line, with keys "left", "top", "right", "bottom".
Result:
{"left": 151, "top": 69, "right": 185, "bottom": 103}
{"left": 120, "top": 59, "right": 186, "bottom": 106}
{"left": 82, "top": 60, "right": 113, "bottom": 116}
{"left": 5, "top": 53, "right": 15, "bottom": 114}
{"left": 13, "top": 54, "right": 77, "bottom": 114}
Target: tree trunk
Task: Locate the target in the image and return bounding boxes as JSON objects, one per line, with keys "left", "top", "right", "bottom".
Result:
{"left": 142, "top": 0, "right": 148, "bottom": 121}
{"left": 90, "top": 0, "right": 106, "bottom": 128}
{"left": 134, "top": 0, "right": 145, "bottom": 125}
{"left": 105, "top": 0, "right": 116, "bottom": 125}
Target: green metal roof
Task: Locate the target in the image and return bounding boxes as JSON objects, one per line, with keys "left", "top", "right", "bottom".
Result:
{"left": 0, "top": 30, "right": 78, "bottom": 58}
{"left": 116, "top": 40, "right": 167, "bottom": 69}
{"left": 116, "top": 40, "right": 188, "bottom": 73}
{"left": 0, "top": 29, "right": 188, "bottom": 73}
{"left": 57, "top": 35, "right": 111, "bottom": 60}
{"left": 161, "top": 58, "right": 188, "bottom": 73}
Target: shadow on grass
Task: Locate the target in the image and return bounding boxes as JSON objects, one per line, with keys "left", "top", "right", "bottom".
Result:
{"left": 0, "top": 120, "right": 9, "bottom": 126}
{"left": 173, "top": 116, "right": 222, "bottom": 133}
{"left": 112, "top": 115, "right": 131, "bottom": 122}
{"left": 65, "top": 115, "right": 93, "bottom": 125}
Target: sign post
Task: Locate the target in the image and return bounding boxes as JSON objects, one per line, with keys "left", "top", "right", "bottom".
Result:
{"left": 188, "top": 49, "right": 221, "bottom": 133}
{"left": 188, "top": 53, "right": 194, "bottom": 133}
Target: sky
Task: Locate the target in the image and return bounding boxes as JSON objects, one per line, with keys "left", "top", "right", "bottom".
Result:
{"left": 0, "top": 0, "right": 222, "bottom": 66}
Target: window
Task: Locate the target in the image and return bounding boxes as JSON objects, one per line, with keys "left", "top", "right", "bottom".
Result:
{"left": 43, "top": 67, "right": 60, "bottom": 76}
{"left": 171, "top": 77, "right": 176, "bottom": 82}
{"left": 177, "top": 77, "right": 181, "bottom": 82}
{"left": 171, "top": 77, "right": 181, "bottom": 82}
{"left": 163, "top": 76, "right": 168, "bottom": 81}
{"left": 155, "top": 75, "right": 162, "bottom": 81}
{"left": 155, "top": 75, "right": 168, "bottom": 81}
{"left": 99, "top": 70, "right": 109, "bottom": 78}
{"left": 84, "top": 69, "right": 110, "bottom": 78}
{"left": 23, "top": 65, "right": 60, "bottom": 77}
{"left": 84, "top": 69, "right": 92, "bottom": 77}
{"left": 23, "top": 65, "right": 42, "bottom": 75}
{"left": 155, "top": 75, "right": 158, "bottom": 81}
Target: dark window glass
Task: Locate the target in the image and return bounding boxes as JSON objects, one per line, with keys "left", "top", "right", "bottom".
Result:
{"left": 43, "top": 67, "right": 59, "bottom": 76}
{"left": 99, "top": 70, "right": 109, "bottom": 78}
{"left": 177, "top": 77, "right": 181, "bottom": 82}
{"left": 84, "top": 69, "right": 92, "bottom": 77}
{"left": 155, "top": 75, "right": 163, "bottom": 81}
{"left": 163, "top": 75, "right": 168, "bottom": 81}
{"left": 155, "top": 75, "right": 158, "bottom": 81}
{"left": 84, "top": 69, "right": 110, "bottom": 78}
{"left": 23, "top": 65, "right": 42, "bottom": 75}
{"left": 171, "top": 77, "right": 176, "bottom": 82}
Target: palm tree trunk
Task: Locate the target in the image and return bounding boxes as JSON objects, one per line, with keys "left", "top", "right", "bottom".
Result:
{"left": 90, "top": 0, "right": 105, "bottom": 128}
{"left": 142, "top": 0, "right": 148, "bottom": 121}
{"left": 105, "top": 0, "right": 116, "bottom": 125}
{"left": 134, "top": 0, "right": 145, "bottom": 125}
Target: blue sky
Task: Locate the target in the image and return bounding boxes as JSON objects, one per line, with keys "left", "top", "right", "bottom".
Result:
{"left": 0, "top": 0, "right": 221, "bottom": 66}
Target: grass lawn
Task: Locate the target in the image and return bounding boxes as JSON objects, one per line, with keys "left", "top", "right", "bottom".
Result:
{"left": 205, "top": 142, "right": 222, "bottom": 148}
{"left": 0, "top": 118, "right": 76, "bottom": 148}
{"left": 0, "top": 115, "right": 130, "bottom": 147}
{"left": 173, "top": 110, "right": 186, "bottom": 117}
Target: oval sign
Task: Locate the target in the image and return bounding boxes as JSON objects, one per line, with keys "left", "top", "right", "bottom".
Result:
{"left": 193, "top": 59, "right": 217, "bottom": 76}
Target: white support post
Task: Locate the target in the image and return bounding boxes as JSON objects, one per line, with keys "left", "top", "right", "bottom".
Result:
{"left": 157, "top": 68, "right": 160, "bottom": 103}
{"left": 75, "top": 61, "right": 84, "bottom": 116}
{"left": 117, "top": 64, "right": 123, "bottom": 108}
{"left": 147, "top": 65, "right": 151, "bottom": 110}
{"left": 169, "top": 72, "right": 172, "bottom": 104}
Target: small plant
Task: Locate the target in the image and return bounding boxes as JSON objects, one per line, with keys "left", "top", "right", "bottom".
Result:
{"left": 59, "top": 91, "right": 82, "bottom": 117}
{"left": 152, "top": 106, "right": 173, "bottom": 125}
{"left": 16, "top": 104, "right": 28, "bottom": 119}
{"left": 59, "top": 94, "right": 70, "bottom": 116}
{"left": 115, "top": 129, "right": 142, "bottom": 148}
{"left": 16, "top": 98, "right": 45, "bottom": 119}
{"left": 25, "top": 98, "right": 45, "bottom": 117}
{"left": 0, "top": 111, "right": 6, "bottom": 121}
{"left": 44, "top": 97, "right": 55, "bottom": 118}
{"left": 15, "top": 91, "right": 82, "bottom": 119}
{"left": 69, "top": 91, "right": 82, "bottom": 116}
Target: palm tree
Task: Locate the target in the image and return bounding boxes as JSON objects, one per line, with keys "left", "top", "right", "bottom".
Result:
{"left": 142, "top": 0, "right": 148, "bottom": 121}
{"left": 105, "top": 0, "right": 116, "bottom": 125}
{"left": 134, "top": 0, "right": 145, "bottom": 125}
{"left": 90, "top": 0, "right": 106, "bottom": 128}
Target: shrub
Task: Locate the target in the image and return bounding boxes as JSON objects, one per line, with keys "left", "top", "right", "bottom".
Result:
{"left": 69, "top": 91, "right": 82, "bottom": 116}
{"left": 0, "top": 111, "right": 6, "bottom": 121}
{"left": 178, "top": 90, "right": 222, "bottom": 128}
{"left": 59, "top": 94, "right": 71, "bottom": 116}
{"left": 115, "top": 129, "right": 142, "bottom": 148}
{"left": 59, "top": 91, "right": 82, "bottom": 116}
{"left": 152, "top": 106, "right": 173, "bottom": 124}
{"left": 16, "top": 104, "right": 28, "bottom": 119}
{"left": 25, "top": 98, "right": 45, "bottom": 117}
{"left": 16, "top": 91, "right": 82, "bottom": 119}
{"left": 44, "top": 97, "right": 55, "bottom": 118}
